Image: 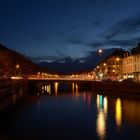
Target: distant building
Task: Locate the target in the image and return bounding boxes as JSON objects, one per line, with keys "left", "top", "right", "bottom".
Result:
{"left": 95, "top": 49, "right": 125, "bottom": 80}
{"left": 95, "top": 43, "right": 140, "bottom": 81}
{"left": 122, "top": 44, "right": 140, "bottom": 81}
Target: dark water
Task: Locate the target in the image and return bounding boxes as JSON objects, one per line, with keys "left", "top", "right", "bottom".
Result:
{"left": 0, "top": 82, "right": 140, "bottom": 140}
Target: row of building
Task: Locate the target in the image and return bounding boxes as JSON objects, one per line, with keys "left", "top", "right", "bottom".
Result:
{"left": 95, "top": 43, "right": 140, "bottom": 81}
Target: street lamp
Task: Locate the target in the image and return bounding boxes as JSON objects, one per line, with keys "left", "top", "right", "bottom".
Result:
{"left": 15, "top": 64, "right": 21, "bottom": 76}
{"left": 16, "top": 64, "right": 19, "bottom": 69}
{"left": 98, "top": 49, "right": 103, "bottom": 54}
{"left": 116, "top": 58, "right": 120, "bottom": 61}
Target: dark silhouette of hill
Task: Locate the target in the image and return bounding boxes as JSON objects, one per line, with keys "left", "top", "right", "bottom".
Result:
{"left": 0, "top": 43, "right": 40, "bottom": 77}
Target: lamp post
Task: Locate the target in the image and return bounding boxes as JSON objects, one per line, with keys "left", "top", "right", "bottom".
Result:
{"left": 15, "top": 64, "right": 20, "bottom": 76}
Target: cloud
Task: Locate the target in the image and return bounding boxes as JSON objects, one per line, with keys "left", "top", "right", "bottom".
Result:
{"left": 30, "top": 55, "right": 65, "bottom": 63}
{"left": 62, "top": 33, "right": 85, "bottom": 45}
{"left": 92, "top": 21, "right": 101, "bottom": 27}
{"left": 104, "top": 14, "right": 140, "bottom": 40}
{"left": 63, "top": 37, "right": 83, "bottom": 45}
{"left": 107, "top": 39, "right": 139, "bottom": 47}
{"left": 88, "top": 14, "right": 140, "bottom": 50}
{"left": 88, "top": 39, "right": 139, "bottom": 50}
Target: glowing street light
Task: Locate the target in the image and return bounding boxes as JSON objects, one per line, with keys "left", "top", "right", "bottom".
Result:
{"left": 116, "top": 58, "right": 120, "bottom": 61}
{"left": 15, "top": 64, "right": 20, "bottom": 76}
{"left": 16, "top": 64, "right": 19, "bottom": 69}
{"left": 99, "top": 49, "right": 103, "bottom": 54}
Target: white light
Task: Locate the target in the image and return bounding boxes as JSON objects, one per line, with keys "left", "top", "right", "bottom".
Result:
{"left": 99, "top": 49, "right": 102, "bottom": 53}
{"left": 11, "top": 76, "right": 23, "bottom": 80}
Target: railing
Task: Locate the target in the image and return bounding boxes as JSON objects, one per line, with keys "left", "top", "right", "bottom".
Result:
{"left": 28, "top": 77, "right": 94, "bottom": 81}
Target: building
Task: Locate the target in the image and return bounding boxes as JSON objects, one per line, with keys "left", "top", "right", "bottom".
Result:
{"left": 95, "top": 49, "right": 125, "bottom": 80}
{"left": 95, "top": 43, "right": 140, "bottom": 81}
{"left": 122, "top": 49, "right": 140, "bottom": 81}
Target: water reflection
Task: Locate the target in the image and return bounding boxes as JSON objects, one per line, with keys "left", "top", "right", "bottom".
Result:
{"left": 41, "top": 84, "right": 51, "bottom": 95}
{"left": 75, "top": 83, "right": 78, "bottom": 93}
{"left": 103, "top": 97, "right": 108, "bottom": 114}
{"left": 12, "top": 94, "right": 16, "bottom": 106}
{"left": 38, "top": 82, "right": 81, "bottom": 96}
{"left": 54, "top": 82, "right": 59, "bottom": 95}
{"left": 72, "top": 83, "right": 79, "bottom": 99}
{"left": 96, "top": 94, "right": 108, "bottom": 140}
{"left": 115, "top": 98, "right": 122, "bottom": 127}
{"left": 72, "top": 82, "right": 75, "bottom": 94}
{"left": 2, "top": 82, "right": 140, "bottom": 140}
{"left": 123, "top": 99, "right": 140, "bottom": 124}
{"left": 88, "top": 94, "right": 91, "bottom": 106}
{"left": 83, "top": 92, "right": 91, "bottom": 107}
{"left": 97, "top": 111, "right": 106, "bottom": 140}
{"left": 75, "top": 84, "right": 79, "bottom": 99}
{"left": 12, "top": 88, "right": 23, "bottom": 107}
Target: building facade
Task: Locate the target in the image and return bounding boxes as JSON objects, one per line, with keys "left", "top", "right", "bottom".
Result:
{"left": 122, "top": 54, "right": 140, "bottom": 81}
{"left": 95, "top": 56, "right": 123, "bottom": 80}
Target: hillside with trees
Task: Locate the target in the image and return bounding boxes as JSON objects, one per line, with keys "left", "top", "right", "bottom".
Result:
{"left": 0, "top": 43, "right": 40, "bottom": 78}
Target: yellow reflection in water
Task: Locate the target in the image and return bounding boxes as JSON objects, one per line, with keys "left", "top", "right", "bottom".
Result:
{"left": 75, "top": 84, "right": 79, "bottom": 99}
{"left": 42, "top": 86, "right": 44, "bottom": 90}
{"left": 72, "top": 82, "right": 75, "bottom": 94}
{"left": 75, "top": 84, "right": 78, "bottom": 94}
{"left": 97, "top": 94, "right": 100, "bottom": 110}
{"left": 104, "top": 97, "right": 108, "bottom": 114}
{"left": 97, "top": 111, "right": 105, "bottom": 139}
{"left": 54, "top": 82, "right": 59, "bottom": 95}
{"left": 115, "top": 98, "right": 122, "bottom": 127}
{"left": 96, "top": 94, "right": 108, "bottom": 140}
{"left": 42, "top": 86, "right": 44, "bottom": 93}
{"left": 45, "top": 85, "right": 47, "bottom": 91}
{"left": 47, "top": 85, "right": 51, "bottom": 95}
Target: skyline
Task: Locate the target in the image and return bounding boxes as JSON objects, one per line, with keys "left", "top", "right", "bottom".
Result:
{"left": 0, "top": 0, "right": 140, "bottom": 63}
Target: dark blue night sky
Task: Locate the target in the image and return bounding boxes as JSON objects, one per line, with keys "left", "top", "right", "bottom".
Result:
{"left": 0, "top": 0, "right": 140, "bottom": 63}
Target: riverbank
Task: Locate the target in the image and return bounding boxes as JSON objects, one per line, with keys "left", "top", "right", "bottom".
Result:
{"left": 92, "top": 81, "right": 140, "bottom": 95}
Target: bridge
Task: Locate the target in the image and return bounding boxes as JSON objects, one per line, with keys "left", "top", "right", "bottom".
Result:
{"left": 11, "top": 72, "right": 96, "bottom": 82}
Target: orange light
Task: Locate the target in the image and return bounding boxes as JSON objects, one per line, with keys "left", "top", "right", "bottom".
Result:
{"left": 116, "top": 58, "right": 120, "bottom": 61}
{"left": 16, "top": 64, "right": 19, "bottom": 69}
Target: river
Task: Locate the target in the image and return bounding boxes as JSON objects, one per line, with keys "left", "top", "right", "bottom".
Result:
{"left": 0, "top": 81, "right": 140, "bottom": 140}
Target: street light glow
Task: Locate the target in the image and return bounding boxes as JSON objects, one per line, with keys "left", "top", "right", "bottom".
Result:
{"left": 16, "top": 64, "right": 19, "bottom": 69}
{"left": 116, "top": 58, "right": 120, "bottom": 61}
{"left": 99, "top": 49, "right": 103, "bottom": 54}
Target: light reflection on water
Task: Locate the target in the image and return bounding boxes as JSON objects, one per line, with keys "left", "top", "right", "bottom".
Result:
{"left": 1, "top": 82, "right": 140, "bottom": 140}
{"left": 115, "top": 98, "right": 122, "bottom": 127}
{"left": 54, "top": 82, "right": 59, "bottom": 95}
{"left": 96, "top": 95, "right": 108, "bottom": 140}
